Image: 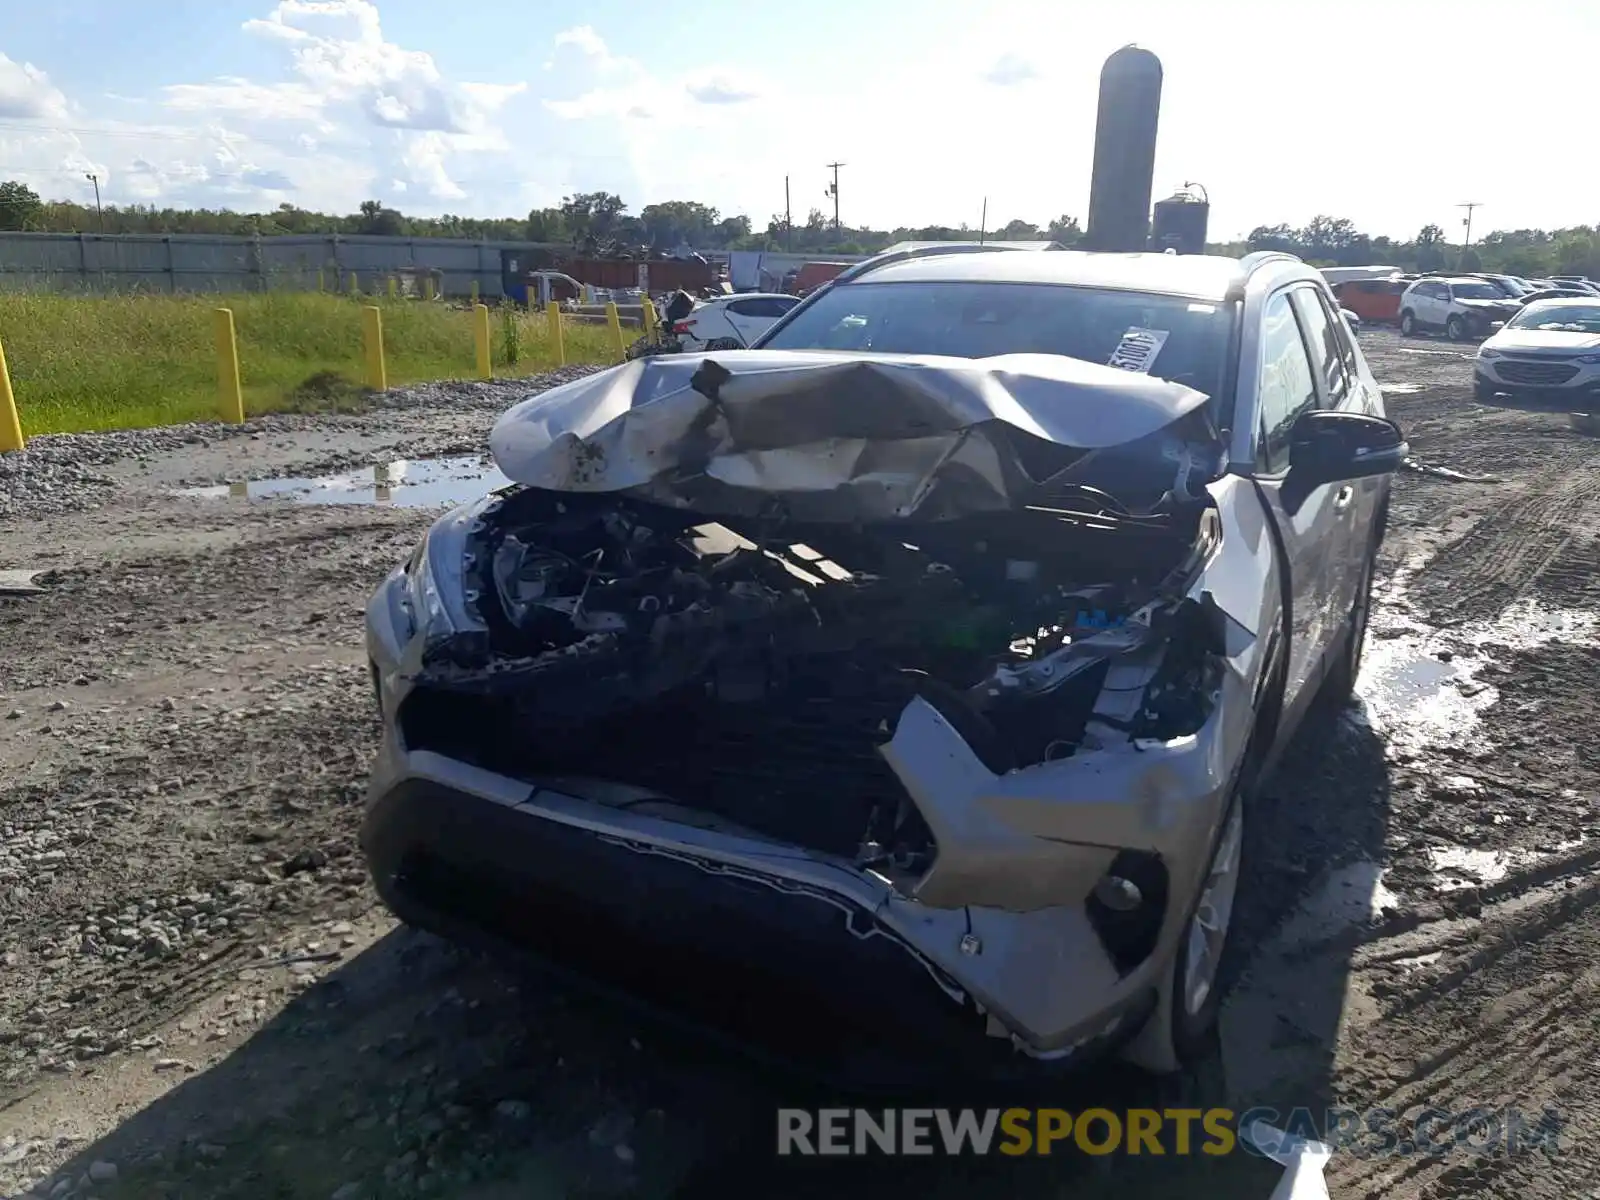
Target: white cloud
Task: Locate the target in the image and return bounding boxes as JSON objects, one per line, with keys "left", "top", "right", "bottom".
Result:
{"left": 148, "top": 0, "right": 529, "bottom": 200}
{"left": 163, "top": 77, "right": 330, "bottom": 125}
{"left": 981, "top": 53, "right": 1037, "bottom": 86}
{"left": 551, "top": 26, "right": 607, "bottom": 58}
{"left": 0, "top": 53, "right": 68, "bottom": 120}
{"left": 684, "top": 71, "right": 762, "bottom": 105}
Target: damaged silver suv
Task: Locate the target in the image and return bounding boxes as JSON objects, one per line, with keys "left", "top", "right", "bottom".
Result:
{"left": 360, "top": 248, "right": 1404, "bottom": 1080}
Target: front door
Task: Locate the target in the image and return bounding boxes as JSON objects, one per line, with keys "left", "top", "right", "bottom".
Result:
{"left": 1250, "top": 287, "right": 1352, "bottom": 719}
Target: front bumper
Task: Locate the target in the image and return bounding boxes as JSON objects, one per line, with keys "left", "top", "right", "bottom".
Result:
{"left": 1476, "top": 359, "right": 1600, "bottom": 401}
{"left": 363, "top": 765, "right": 1159, "bottom": 1085}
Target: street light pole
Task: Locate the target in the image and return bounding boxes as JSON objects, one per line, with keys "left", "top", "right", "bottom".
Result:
{"left": 85, "top": 173, "right": 104, "bottom": 233}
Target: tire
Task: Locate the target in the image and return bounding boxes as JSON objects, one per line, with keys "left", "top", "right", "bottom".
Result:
{"left": 1167, "top": 792, "right": 1245, "bottom": 1063}
{"left": 1320, "top": 550, "right": 1376, "bottom": 707}
{"left": 1474, "top": 378, "right": 1496, "bottom": 402}
{"left": 1161, "top": 636, "right": 1283, "bottom": 1065}
{"left": 1445, "top": 314, "right": 1468, "bottom": 342}
{"left": 1399, "top": 310, "right": 1417, "bottom": 336}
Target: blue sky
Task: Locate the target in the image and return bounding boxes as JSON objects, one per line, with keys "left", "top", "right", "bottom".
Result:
{"left": 2, "top": 0, "right": 1596, "bottom": 240}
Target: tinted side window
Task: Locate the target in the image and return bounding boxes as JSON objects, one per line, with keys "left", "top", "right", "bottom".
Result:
{"left": 729, "top": 297, "right": 796, "bottom": 318}
{"left": 1257, "top": 291, "right": 1319, "bottom": 473}
{"left": 1319, "top": 290, "right": 1361, "bottom": 384}
{"left": 1290, "top": 288, "right": 1350, "bottom": 406}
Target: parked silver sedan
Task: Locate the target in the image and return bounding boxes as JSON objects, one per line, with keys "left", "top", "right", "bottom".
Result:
{"left": 360, "top": 247, "right": 1405, "bottom": 1081}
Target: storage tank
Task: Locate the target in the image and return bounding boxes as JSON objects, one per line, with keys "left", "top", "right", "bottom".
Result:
{"left": 1151, "top": 191, "right": 1210, "bottom": 255}
{"left": 1084, "top": 46, "right": 1163, "bottom": 253}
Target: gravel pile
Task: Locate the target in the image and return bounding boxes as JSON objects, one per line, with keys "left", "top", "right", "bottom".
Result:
{"left": 0, "top": 365, "right": 606, "bottom": 521}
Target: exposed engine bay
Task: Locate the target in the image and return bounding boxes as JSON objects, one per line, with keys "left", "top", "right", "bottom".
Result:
{"left": 402, "top": 479, "right": 1228, "bottom": 876}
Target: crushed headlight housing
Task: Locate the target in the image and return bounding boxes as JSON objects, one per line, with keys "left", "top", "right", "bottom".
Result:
{"left": 407, "top": 543, "right": 454, "bottom": 636}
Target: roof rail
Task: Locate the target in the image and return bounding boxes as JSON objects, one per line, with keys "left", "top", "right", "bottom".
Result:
{"left": 831, "top": 241, "right": 1031, "bottom": 286}
{"left": 1239, "top": 250, "right": 1302, "bottom": 272}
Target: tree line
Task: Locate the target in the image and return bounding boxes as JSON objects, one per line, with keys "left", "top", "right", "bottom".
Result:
{"left": 2, "top": 179, "right": 1596, "bottom": 278}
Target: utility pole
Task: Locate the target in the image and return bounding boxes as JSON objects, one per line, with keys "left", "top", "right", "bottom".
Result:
{"left": 1458, "top": 202, "right": 1482, "bottom": 260}
{"left": 825, "top": 162, "right": 844, "bottom": 233}
{"left": 85, "top": 173, "right": 104, "bottom": 233}
{"left": 784, "top": 175, "right": 792, "bottom": 252}
{"left": 979, "top": 197, "right": 987, "bottom": 244}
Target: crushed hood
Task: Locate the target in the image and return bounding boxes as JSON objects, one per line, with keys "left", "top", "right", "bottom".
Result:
{"left": 489, "top": 350, "right": 1210, "bottom": 522}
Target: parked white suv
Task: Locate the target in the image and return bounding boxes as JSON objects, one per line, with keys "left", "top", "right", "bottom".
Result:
{"left": 1398, "top": 277, "right": 1521, "bottom": 341}
{"left": 671, "top": 293, "right": 800, "bottom": 351}
{"left": 1474, "top": 297, "right": 1600, "bottom": 404}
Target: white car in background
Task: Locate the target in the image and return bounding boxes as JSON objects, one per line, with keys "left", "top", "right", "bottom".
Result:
{"left": 1474, "top": 297, "right": 1600, "bottom": 404}
{"left": 670, "top": 293, "right": 801, "bottom": 351}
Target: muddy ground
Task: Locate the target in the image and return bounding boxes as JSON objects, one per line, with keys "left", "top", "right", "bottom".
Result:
{"left": 2, "top": 333, "right": 1598, "bottom": 1199}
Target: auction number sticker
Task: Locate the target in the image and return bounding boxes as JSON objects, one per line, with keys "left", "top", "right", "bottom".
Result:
{"left": 1108, "top": 327, "right": 1169, "bottom": 373}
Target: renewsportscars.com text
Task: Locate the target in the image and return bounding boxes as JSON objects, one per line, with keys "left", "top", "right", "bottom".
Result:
{"left": 776, "top": 1106, "right": 1564, "bottom": 1158}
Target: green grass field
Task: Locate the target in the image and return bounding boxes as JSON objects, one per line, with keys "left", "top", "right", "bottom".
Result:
{"left": 0, "top": 290, "right": 621, "bottom": 436}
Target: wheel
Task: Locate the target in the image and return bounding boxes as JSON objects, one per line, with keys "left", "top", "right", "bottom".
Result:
{"left": 1320, "top": 550, "right": 1376, "bottom": 706}
{"left": 1399, "top": 310, "right": 1417, "bottom": 336}
{"left": 1445, "top": 314, "right": 1468, "bottom": 342}
{"left": 1474, "top": 378, "right": 1496, "bottom": 402}
{"left": 1167, "top": 795, "right": 1245, "bottom": 1061}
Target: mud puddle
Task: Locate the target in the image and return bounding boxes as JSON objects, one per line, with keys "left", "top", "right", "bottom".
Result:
{"left": 1382, "top": 383, "right": 1425, "bottom": 394}
{"left": 1358, "top": 597, "right": 1597, "bottom": 754}
{"left": 176, "top": 456, "right": 507, "bottom": 508}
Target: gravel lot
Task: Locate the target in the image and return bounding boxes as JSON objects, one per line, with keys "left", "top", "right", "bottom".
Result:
{"left": 2, "top": 337, "right": 1599, "bottom": 1200}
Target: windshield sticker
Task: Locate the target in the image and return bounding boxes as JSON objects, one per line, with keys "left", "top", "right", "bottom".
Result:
{"left": 1108, "top": 327, "right": 1170, "bottom": 373}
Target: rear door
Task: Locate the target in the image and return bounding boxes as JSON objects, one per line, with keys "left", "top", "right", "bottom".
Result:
{"left": 1250, "top": 287, "right": 1351, "bottom": 720}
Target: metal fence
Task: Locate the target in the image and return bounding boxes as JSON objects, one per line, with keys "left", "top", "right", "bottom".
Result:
{"left": 0, "top": 232, "right": 557, "bottom": 298}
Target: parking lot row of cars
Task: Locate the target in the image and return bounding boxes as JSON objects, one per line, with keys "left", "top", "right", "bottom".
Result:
{"left": 1332, "top": 270, "right": 1600, "bottom": 336}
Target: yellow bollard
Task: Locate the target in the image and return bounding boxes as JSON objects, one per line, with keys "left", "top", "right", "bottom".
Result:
{"left": 362, "top": 305, "right": 388, "bottom": 391}
{"left": 605, "top": 302, "right": 627, "bottom": 360}
{"left": 545, "top": 300, "right": 566, "bottom": 366}
{"left": 470, "top": 280, "right": 479, "bottom": 304}
{"left": 0, "top": 334, "right": 24, "bottom": 452}
{"left": 423, "top": 276, "right": 435, "bottom": 302}
{"left": 473, "top": 304, "right": 492, "bottom": 380}
{"left": 316, "top": 268, "right": 326, "bottom": 292}
{"left": 387, "top": 276, "right": 398, "bottom": 300}
{"left": 348, "top": 271, "right": 359, "bottom": 296}
{"left": 214, "top": 308, "right": 245, "bottom": 424}
{"left": 641, "top": 296, "right": 659, "bottom": 342}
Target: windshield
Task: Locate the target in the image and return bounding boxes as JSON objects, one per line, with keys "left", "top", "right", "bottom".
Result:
{"left": 758, "top": 280, "right": 1235, "bottom": 398}
{"left": 1451, "top": 281, "right": 1504, "bottom": 300}
{"left": 1507, "top": 303, "right": 1600, "bottom": 333}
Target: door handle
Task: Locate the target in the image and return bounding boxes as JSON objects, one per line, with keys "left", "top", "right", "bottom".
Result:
{"left": 1334, "top": 485, "right": 1354, "bottom": 512}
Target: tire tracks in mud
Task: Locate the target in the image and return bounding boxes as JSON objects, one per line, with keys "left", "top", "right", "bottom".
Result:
{"left": 1327, "top": 866, "right": 1600, "bottom": 1200}
{"left": 1410, "top": 462, "right": 1596, "bottom": 623}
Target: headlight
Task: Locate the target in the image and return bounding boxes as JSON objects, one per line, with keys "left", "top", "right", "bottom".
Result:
{"left": 1478, "top": 348, "right": 1502, "bottom": 359}
{"left": 1577, "top": 353, "right": 1600, "bottom": 365}
{"left": 398, "top": 495, "right": 498, "bottom": 642}
{"left": 407, "top": 545, "right": 455, "bottom": 636}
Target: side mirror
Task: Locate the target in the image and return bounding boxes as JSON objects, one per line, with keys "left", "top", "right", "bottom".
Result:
{"left": 1289, "top": 409, "right": 1408, "bottom": 487}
